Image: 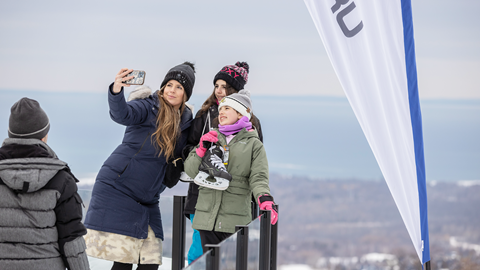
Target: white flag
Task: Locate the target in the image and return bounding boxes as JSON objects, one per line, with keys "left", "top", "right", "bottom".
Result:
{"left": 304, "top": 0, "right": 430, "bottom": 264}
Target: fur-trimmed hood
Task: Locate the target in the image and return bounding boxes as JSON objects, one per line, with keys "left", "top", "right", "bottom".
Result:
{"left": 127, "top": 85, "right": 153, "bottom": 101}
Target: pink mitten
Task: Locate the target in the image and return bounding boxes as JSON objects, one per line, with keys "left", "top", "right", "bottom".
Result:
{"left": 258, "top": 194, "right": 278, "bottom": 225}
{"left": 196, "top": 131, "right": 218, "bottom": 158}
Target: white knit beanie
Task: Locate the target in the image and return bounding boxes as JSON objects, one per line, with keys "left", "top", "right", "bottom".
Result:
{"left": 218, "top": 90, "right": 252, "bottom": 120}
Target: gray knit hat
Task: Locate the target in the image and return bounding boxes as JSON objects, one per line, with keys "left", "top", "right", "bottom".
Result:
{"left": 8, "top": 97, "right": 50, "bottom": 140}
{"left": 218, "top": 90, "right": 253, "bottom": 120}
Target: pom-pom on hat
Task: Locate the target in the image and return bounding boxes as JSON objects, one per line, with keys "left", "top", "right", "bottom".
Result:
{"left": 8, "top": 97, "right": 50, "bottom": 140}
{"left": 218, "top": 90, "right": 253, "bottom": 120}
{"left": 214, "top": 61, "right": 249, "bottom": 91}
{"left": 161, "top": 61, "right": 196, "bottom": 101}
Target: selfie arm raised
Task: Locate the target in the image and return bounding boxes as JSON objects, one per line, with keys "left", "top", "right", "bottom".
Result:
{"left": 112, "top": 68, "right": 134, "bottom": 94}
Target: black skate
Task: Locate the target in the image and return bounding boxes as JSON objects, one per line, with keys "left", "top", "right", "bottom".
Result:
{"left": 194, "top": 144, "right": 232, "bottom": 190}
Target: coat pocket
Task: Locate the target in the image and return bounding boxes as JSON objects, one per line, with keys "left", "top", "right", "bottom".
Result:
{"left": 195, "top": 187, "right": 215, "bottom": 212}
{"left": 115, "top": 159, "right": 132, "bottom": 184}
{"left": 222, "top": 186, "right": 251, "bottom": 216}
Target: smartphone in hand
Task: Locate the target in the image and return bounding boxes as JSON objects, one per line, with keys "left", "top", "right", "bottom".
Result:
{"left": 124, "top": 70, "right": 146, "bottom": 85}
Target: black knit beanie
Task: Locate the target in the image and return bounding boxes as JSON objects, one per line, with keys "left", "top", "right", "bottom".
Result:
{"left": 160, "top": 61, "right": 196, "bottom": 101}
{"left": 213, "top": 61, "right": 249, "bottom": 91}
{"left": 8, "top": 97, "right": 50, "bottom": 140}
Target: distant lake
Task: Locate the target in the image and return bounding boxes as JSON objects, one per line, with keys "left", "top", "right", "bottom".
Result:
{"left": 1, "top": 89, "right": 479, "bottom": 182}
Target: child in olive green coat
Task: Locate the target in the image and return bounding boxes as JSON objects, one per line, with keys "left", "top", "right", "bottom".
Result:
{"left": 185, "top": 90, "right": 278, "bottom": 252}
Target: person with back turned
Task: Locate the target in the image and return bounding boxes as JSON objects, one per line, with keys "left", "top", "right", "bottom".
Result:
{"left": 0, "top": 97, "right": 89, "bottom": 270}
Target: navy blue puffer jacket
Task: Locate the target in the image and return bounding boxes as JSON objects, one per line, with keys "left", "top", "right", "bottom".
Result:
{"left": 84, "top": 85, "right": 193, "bottom": 240}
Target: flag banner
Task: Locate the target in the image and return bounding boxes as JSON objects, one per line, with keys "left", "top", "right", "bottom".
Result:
{"left": 304, "top": 0, "right": 430, "bottom": 264}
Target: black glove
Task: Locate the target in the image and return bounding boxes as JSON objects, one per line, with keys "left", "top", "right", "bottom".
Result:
{"left": 164, "top": 157, "right": 184, "bottom": 188}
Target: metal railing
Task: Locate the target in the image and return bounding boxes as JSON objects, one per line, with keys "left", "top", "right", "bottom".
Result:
{"left": 172, "top": 195, "right": 279, "bottom": 270}
{"left": 77, "top": 191, "right": 277, "bottom": 269}
{"left": 172, "top": 196, "right": 187, "bottom": 270}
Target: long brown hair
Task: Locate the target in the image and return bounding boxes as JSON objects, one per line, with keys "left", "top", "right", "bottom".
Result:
{"left": 152, "top": 86, "right": 186, "bottom": 161}
{"left": 196, "top": 83, "right": 237, "bottom": 118}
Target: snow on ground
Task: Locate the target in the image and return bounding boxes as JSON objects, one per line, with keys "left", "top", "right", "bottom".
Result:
{"left": 457, "top": 180, "right": 480, "bottom": 187}
{"left": 279, "top": 264, "right": 313, "bottom": 270}
{"left": 450, "top": 237, "right": 480, "bottom": 255}
{"left": 76, "top": 174, "right": 97, "bottom": 188}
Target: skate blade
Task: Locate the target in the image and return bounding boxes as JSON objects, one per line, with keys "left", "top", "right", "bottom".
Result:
{"left": 194, "top": 172, "right": 230, "bottom": 191}
{"left": 199, "top": 177, "right": 230, "bottom": 191}
{"left": 210, "top": 177, "right": 230, "bottom": 190}
{"left": 193, "top": 171, "right": 210, "bottom": 187}
{"left": 179, "top": 171, "right": 194, "bottom": 183}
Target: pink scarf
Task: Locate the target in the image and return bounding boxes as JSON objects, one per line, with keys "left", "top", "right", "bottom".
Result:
{"left": 218, "top": 116, "right": 252, "bottom": 136}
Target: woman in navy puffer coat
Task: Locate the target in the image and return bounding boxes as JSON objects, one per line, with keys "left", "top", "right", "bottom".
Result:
{"left": 84, "top": 62, "right": 195, "bottom": 270}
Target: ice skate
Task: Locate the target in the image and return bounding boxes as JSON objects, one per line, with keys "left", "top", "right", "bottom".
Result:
{"left": 179, "top": 171, "right": 194, "bottom": 183}
{"left": 194, "top": 144, "right": 232, "bottom": 190}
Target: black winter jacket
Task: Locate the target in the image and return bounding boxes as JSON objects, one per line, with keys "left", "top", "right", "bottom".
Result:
{"left": 183, "top": 104, "right": 263, "bottom": 216}
{"left": 0, "top": 138, "right": 89, "bottom": 270}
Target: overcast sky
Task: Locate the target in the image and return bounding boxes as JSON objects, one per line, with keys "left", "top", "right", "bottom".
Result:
{"left": 0, "top": 0, "right": 479, "bottom": 99}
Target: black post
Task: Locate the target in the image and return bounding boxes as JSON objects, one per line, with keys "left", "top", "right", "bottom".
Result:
{"left": 424, "top": 260, "right": 431, "bottom": 270}
{"left": 259, "top": 210, "right": 271, "bottom": 270}
{"left": 172, "top": 196, "right": 186, "bottom": 270}
{"left": 205, "top": 244, "right": 220, "bottom": 270}
{"left": 235, "top": 225, "right": 249, "bottom": 270}
{"left": 251, "top": 199, "right": 258, "bottom": 221}
{"left": 270, "top": 205, "right": 279, "bottom": 270}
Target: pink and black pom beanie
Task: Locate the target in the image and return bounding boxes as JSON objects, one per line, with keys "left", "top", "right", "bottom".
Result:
{"left": 214, "top": 61, "right": 249, "bottom": 91}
